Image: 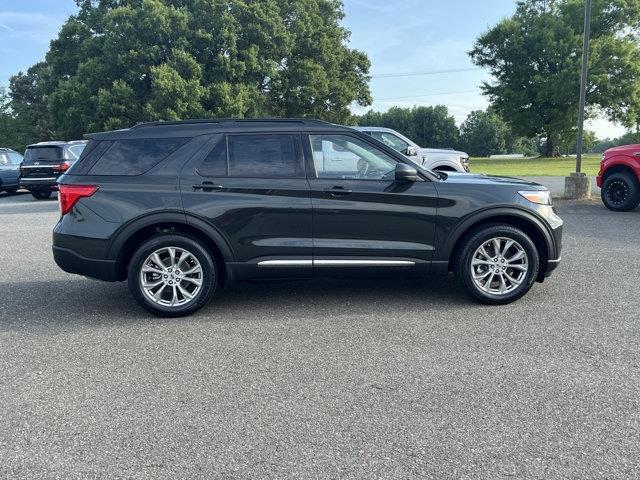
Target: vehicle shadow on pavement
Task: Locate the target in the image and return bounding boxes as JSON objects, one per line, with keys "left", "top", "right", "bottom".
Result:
{"left": 0, "top": 274, "right": 475, "bottom": 331}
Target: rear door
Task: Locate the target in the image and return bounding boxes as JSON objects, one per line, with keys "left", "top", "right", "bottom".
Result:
{"left": 304, "top": 132, "right": 438, "bottom": 275}
{"left": 180, "top": 132, "right": 313, "bottom": 278}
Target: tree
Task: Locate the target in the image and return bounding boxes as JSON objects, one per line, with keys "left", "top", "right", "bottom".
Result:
{"left": 10, "top": 0, "right": 371, "bottom": 140}
{"left": 357, "top": 105, "right": 459, "bottom": 149}
{"left": 469, "top": 0, "right": 640, "bottom": 156}
{"left": 459, "top": 109, "right": 510, "bottom": 157}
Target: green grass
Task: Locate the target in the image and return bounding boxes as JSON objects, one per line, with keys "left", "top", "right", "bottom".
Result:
{"left": 469, "top": 154, "right": 601, "bottom": 177}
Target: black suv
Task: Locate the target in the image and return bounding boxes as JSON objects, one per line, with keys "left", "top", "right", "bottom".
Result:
{"left": 53, "top": 119, "right": 562, "bottom": 317}
{"left": 20, "top": 141, "right": 87, "bottom": 199}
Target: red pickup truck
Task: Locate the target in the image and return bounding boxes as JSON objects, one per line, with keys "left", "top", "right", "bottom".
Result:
{"left": 597, "top": 144, "right": 640, "bottom": 211}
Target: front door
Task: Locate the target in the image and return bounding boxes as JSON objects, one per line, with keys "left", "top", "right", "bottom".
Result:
{"left": 180, "top": 132, "right": 313, "bottom": 279}
{"left": 305, "top": 133, "right": 438, "bottom": 275}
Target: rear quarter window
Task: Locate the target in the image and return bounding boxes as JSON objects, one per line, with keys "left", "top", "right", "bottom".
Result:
{"left": 88, "top": 138, "right": 189, "bottom": 176}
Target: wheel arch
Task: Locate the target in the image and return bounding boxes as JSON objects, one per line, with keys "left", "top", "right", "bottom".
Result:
{"left": 601, "top": 157, "right": 640, "bottom": 182}
{"left": 429, "top": 161, "right": 463, "bottom": 172}
{"left": 109, "top": 212, "right": 234, "bottom": 282}
{"left": 441, "top": 209, "right": 555, "bottom": 281}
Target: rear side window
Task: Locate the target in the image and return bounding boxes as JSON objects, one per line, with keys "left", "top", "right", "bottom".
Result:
{"left": 23, "top": 146, "right": 64, "bottom": 164}
{"left": 228, "top": 134, "right": 302, "bottom": 178}
{"left": 89, "top": 138, "right": 188, "bottom": 175}
{"left": 198, "top": 134, "right": 303, "bottom": 178}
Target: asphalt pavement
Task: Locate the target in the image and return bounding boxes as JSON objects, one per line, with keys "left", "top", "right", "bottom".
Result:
{"left": 0, "top": 191, "right": 639, "bottom": 479}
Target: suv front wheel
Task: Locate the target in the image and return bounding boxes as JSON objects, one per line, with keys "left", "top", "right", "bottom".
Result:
{"left": 601, "top": 172, "right": 640, "bottom": 212}
{"left": 454, "top": 224, "right": 540, "bottom": 305}
{"left": 128, "top": 234, "right": 218, "bottom": 317}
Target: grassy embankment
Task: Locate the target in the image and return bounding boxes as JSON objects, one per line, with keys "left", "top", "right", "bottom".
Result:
{"left": 469, "top": 154, "right": 601, "bottom": 177}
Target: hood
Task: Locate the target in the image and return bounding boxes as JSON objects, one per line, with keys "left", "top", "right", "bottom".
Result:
{"left": 418, "top": 147, "right": 468, "bottom": 157}
{"left": 438, "top": 172, "right": 547, "bottom": 190}
{"left": 604, "top": 144, "right": 640, "bottom": 157}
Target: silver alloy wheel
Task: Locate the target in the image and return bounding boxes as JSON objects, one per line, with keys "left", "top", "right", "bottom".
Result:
{"left": 139, "top": 246, "right": 203, "bottom": 307}
{"left": 471, "top": 237, "right": 529, "bottom": 296}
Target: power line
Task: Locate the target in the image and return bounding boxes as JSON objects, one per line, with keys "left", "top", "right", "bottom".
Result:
{"left": 370, "top": 67, "right": 482, "bottom": 79}
{"left": 377, "top": 89, "right": 480, "bottom": 101}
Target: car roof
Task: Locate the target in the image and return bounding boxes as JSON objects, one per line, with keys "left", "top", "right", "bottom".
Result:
{"left": 25, "top": 141, "right": 67, "bottom": 148}
{"left": 86, "top": 118, "right": 356, "bottom": 140}
{"left": 354, "top": 126, "right": 400, "bottom": 133}
{"left": 25, "top": 140, "right": 88, "bottom": 148}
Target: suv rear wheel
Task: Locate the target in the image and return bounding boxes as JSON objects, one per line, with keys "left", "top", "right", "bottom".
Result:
{"left": 128, "top": 234, "right": 217, "bottom": 317}
{"left": 601, "top": 172, "right": 640, "bottom": 212}
{"left": 454, "top": 224, "right": 540, "bottom": 304}
{"left": 31, "top": 190, "right": 52, "bottom": 200}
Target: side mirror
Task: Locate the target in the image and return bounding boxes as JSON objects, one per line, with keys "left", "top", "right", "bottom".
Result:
{"left": 404, "top": 146, "right": 418, "bottom": 156}
{"left": 395, "top": 163, "right": 418, "bottom": 182}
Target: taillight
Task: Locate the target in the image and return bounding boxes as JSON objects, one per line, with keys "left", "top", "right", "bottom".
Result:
{"left": 53, "top": 161, "right": 72, "bottom": 173}
{"left": 58, "top": 185, "right": 98, "bottom": 216}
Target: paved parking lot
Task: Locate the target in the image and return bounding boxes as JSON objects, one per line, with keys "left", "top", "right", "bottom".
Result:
{"left": 0, "top": 191, "right": 638, "bottom": 479}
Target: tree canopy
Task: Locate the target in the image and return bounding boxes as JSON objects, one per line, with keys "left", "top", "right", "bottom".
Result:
{"left": 8, "top": 0, "right": 371, "bottom": 142}
{"left": 469, "top": 0, "right": 640, "bottom": 156}
{"left": 357, "top": 105, "right": 460, "bottom": 149}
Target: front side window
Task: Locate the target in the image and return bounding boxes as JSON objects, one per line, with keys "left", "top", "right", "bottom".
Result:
{"left": 199, "top": 134, "right": 303, "bottom": 178}
{"left": 89, "top": 137, "right": 189, "bottom": 175}
{"left": 369, "top": 131, "right": 410, "bottom": 152}
{"left": 310, "top": 134, "right": 398, "bottom": 180}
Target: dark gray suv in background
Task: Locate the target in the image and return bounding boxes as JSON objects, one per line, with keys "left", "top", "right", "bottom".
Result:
{"left": 20, "top": 140, "right": 87, "bottom": 199}
{"left": 53, "top": 119, "right": 562, "bottom": 317}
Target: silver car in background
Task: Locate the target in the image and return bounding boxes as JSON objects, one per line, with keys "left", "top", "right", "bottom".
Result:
{"left": 354, "top": 126, "right": 469, "bottom": 172}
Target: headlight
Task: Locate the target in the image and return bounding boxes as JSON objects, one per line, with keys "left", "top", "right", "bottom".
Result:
{"left": 518, "top": 190, "right": 552, "bottom": 205}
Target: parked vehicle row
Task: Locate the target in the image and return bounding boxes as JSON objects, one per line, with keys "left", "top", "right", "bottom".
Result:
{"left": 52, "top": 118, "right": 563, "bottom": 317}
{"left": 19, "top": 140, "right": 88, "bottom": 199}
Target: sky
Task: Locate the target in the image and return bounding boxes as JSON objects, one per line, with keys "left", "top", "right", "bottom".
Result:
{"left": 0, "top": 0, "right": 628, "bottom": 139}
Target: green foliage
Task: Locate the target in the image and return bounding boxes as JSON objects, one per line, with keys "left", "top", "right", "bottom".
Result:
{"left": 8, "top": 0, "right": 371, "bottom": 141}
{"left": 470, "top": 0, "right": 640, "bottom": 156}
{"left": 459, "top": 110, "right": 510, "bottom": 157}
{"left": 357, "top": 105, "right": 459, "bottom": 149}
{"left": 591, "top": 129, "right": 640, "bottom": 152}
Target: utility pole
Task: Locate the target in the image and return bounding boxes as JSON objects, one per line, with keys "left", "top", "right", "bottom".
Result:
{"left": 565, "top": 0, "right": 592, "bottom": 199}
{"left": 575, "top": 0, "right": 592, "bottom": 174}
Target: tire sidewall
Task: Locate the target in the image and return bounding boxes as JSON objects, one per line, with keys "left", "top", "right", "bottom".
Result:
{"left": 457, "top": 225, "right": 540, "bottom": 305}
{"left": 601, "top": 173, "right": 640, "bottom": 212}
{"left": 128, "top": 234, "right": 217, "bottom": 317}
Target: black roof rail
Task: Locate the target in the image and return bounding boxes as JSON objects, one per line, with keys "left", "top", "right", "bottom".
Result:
{"left": 130, "top": 118, "right": 334, "bottom": 129}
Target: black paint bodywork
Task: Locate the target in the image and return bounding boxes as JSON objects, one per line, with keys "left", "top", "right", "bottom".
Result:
{"left": 52, "top": 119, "right": 562, "bottom": 284}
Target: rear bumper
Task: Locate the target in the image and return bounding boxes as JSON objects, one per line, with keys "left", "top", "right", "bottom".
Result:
{"left": 20, "top": 177, "right": 59, "bottom": 190}
{"left": 53, "top": 245, "right": 118, "bottom": 282}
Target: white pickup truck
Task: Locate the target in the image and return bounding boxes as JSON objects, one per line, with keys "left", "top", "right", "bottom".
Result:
{"left": 354, "top": 126, "right": 470, "bottom": 172}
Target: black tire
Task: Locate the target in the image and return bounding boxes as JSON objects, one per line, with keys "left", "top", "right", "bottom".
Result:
{"left": 128, "top": 234, "right": 218, "bottom": 317}
{"left": 601, "top": 172, "right": 640, "bottom": 212}
{"left": 31, "top": 190, "right": 52, "bottom": 200}
{"left": 454, "top": 224, "right": 540, "bottom": 305}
